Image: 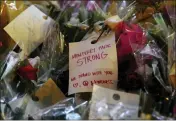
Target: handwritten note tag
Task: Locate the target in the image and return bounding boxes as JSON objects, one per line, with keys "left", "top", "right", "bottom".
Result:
{"left": 4, "top": 5, "right": 55, "bottom": 59}
{"left": 89, "top": 85, "right": 139, "bottom": 119}
{"left": 69, "top": 32, "right": 117, "bottom": 95}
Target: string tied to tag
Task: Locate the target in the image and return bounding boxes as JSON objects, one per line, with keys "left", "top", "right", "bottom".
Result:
{"left": 91, "top": 25, "right": 109, "bottom": 44}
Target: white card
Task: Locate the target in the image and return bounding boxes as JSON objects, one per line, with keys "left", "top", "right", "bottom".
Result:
{"left": 69, "top": 32, "right": 117, "bottom": 95}
{"left": 4, "top": 5, "right": 55, "bottom": 59}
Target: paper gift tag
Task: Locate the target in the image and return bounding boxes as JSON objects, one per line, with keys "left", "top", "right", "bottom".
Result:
{"left": 35, "top": 78, "right": 66, "bottom": 106}
{"left": 4, "top": 5, "right": 55, "bottom": 59}
{"left": 89, "top": 85, "right": 139, "bottom": 119}
{"left": 69, "top": 32, "right": 117, "bottom": 95}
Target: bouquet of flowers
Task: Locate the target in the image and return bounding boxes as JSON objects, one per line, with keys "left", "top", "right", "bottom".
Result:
{"left": 0, "top": 0, "right": 175, "bottom": 120}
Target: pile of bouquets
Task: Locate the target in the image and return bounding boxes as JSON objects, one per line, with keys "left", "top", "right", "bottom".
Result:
{"left": 0, "top": 0, "right": 176, "bottom": 120}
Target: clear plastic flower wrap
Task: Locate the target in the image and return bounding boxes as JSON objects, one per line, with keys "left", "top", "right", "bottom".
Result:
{"left": 0, "top": 0, "right": 176, "bottom": 120}
{"left": 103, "top": 0, "right": 136, "bottom": 31}
{"left": 89, "top": 99, "right": 139, "bottom": 120}
{"left": 30, "top": 97, "right": 88, "bottom": 120}
{"left": 142, "top": 12, "right": 175, "bottom": 92}
{"left": 131, "top": 32, "right": 171, "bottom": 96}
{"left": 37, "top": 23, "right": 64, "bottom": 83}
{"left": 89, "top": 85, "right": 140, "bottom": 120}
{"left": 128, "top": 16, "right": 176, "bottom": 119}
{"left": 1, "top": 76, "right": 66, "bottom": 120}
{"left": 103, "top": 0, "right": 136, "bottom": 20}
{"left": 1, "top": 94, "right": 31, "bottom": 120}
{"left": 0, "top": 54, "right": 41, "bottom": 120}
{"left": 134, "top": 12, "right": 175, "bottom": 92}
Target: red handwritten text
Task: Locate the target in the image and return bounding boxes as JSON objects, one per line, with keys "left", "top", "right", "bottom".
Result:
{"left": 104, "top": 71, "right": 113, "bottom": 75}
{"left": 83, "top": 81, "right": 89, "bottom": 86}
{"left": 91, "top": 80, "right": 113, "bottom": 86}
{"left": 79, "top": 72, "right": 91, "bottom": 78}
{"left": 92, "top": 71, "right": 102, "bottom": 76}
{"left": 98, "top": 44, "right": 111, "bottom": 50}
{"left": 72, "top": 48, "right": 96, "bottom": 59}
{"left": 71, "top": 77, "right": 76, "bottom": 81}
{"left": 73, "top": 83, "right": 78, "bottom": 88}
{"left": 77, "top": 51, "right": 108, "bottom": 66}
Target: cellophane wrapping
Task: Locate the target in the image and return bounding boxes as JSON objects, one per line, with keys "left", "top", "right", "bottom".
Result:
{"left": 0, "top": 0, "right": 176, "bottom": 120}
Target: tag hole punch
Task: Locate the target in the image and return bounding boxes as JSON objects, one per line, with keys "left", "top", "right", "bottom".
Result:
{"left": 43, "top": 16, "right": 48, "bottom": 20}
{"left": 113, "top": 93, "right": 120, "bottom": 101}
{"left": 91, "top": 40, "right": 98, "bottom": 44}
